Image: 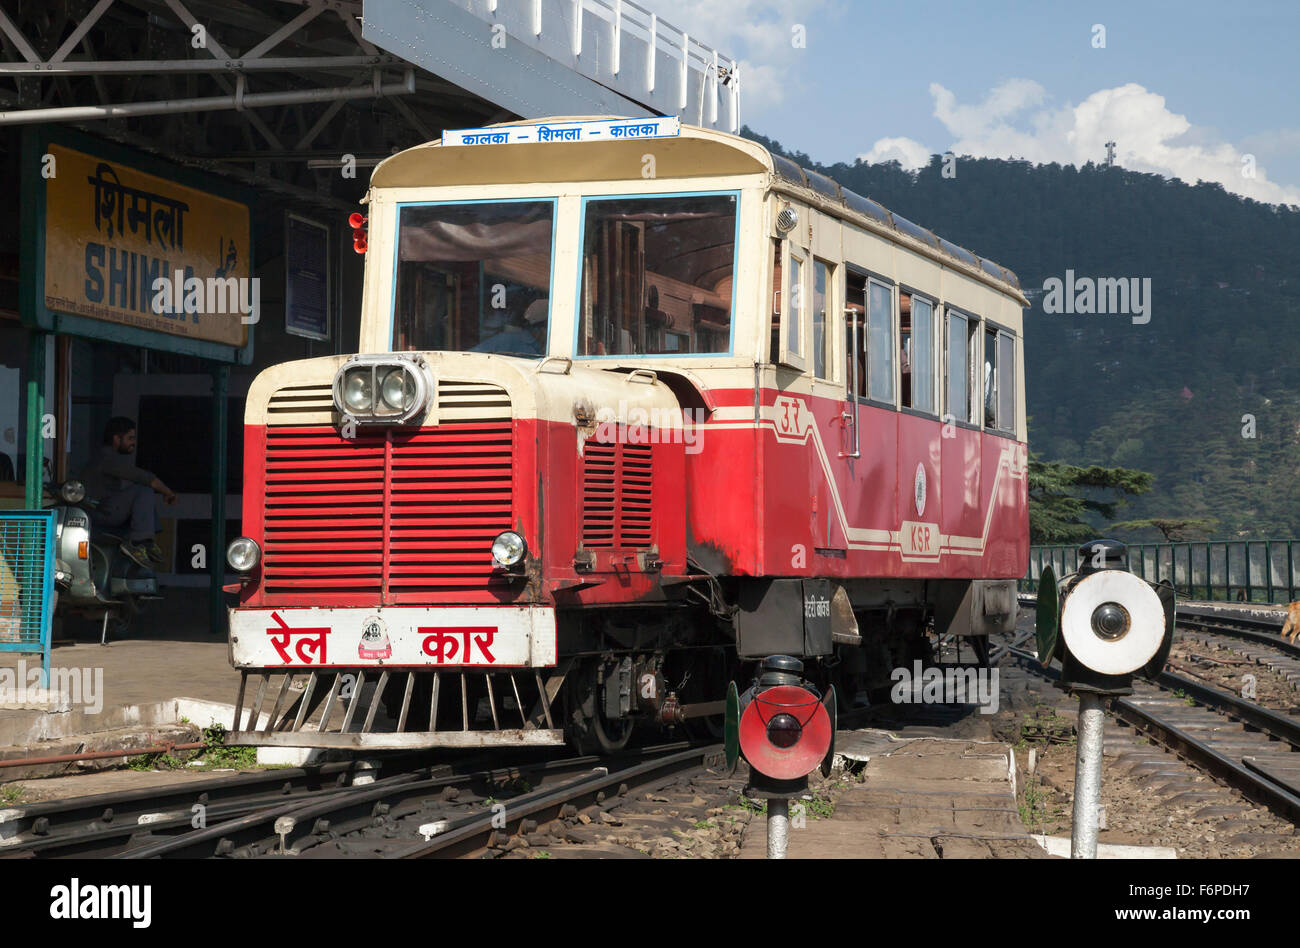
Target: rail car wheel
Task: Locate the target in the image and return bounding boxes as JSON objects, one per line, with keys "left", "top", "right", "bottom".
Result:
{"left": 565, "top": 659, "right": 634, "bottom": 754}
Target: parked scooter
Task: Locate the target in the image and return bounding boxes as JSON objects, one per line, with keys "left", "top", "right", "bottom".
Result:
{"left": 44, "top": 475, "right": 160, "bottom": 642}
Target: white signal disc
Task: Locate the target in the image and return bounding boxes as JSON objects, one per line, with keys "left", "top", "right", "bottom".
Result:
{"left": 1060, "top": 570, "right": 1164, "bottom": 675}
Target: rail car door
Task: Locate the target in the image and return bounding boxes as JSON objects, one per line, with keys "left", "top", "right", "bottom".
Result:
{"left": 897, "top": 290, "right": 942, "bottom": 567}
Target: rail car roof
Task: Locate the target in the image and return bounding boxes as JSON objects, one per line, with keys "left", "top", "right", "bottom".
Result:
{"left": 371, "top": 116, "right": 1025, "bottom": 303}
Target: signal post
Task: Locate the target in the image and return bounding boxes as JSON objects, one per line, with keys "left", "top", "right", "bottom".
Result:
{"left": 1035, "top": 539, "right": 1175, "bottom": 858}
{"left": 725, "top": 655, "right": 836, "bottom": 859}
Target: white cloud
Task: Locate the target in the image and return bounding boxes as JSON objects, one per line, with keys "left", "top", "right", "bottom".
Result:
{"left": 645, "top": 0, "right": 829, "bottom": 113}
{"left": 930, "top": 78, "right": 1048, "bottom": 141}
{"left": 857, "top": 137, "right": 931, "bottom": 171}
{"left": 862, "top": 80, "right": 1300, "bottom": 206}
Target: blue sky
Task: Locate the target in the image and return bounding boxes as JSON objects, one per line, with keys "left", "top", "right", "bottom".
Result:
{"left": 653, "top": 0, "right": 1300, "bottom": 204}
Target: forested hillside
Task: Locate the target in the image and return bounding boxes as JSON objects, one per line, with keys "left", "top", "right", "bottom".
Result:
{"left": 743, "top": 129, "right": 1300, "bottom": 538}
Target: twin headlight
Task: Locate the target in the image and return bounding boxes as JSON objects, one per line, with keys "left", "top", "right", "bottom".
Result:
{"left": 334, "top": 355, "right": 431, "bottom": 424}
{"left": 226, "top": 532, "right": 525, "bottom": 576}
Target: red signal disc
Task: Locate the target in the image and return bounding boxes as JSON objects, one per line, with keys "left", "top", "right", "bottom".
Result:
{"left": 738, "top": 684, "right": 832, "bottom": 780}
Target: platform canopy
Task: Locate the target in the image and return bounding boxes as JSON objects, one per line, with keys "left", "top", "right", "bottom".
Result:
{"left": 0, "top": 0, "right": 513, "bottom": 211}
{"left": 0, "top": 0, "right": 740, "bottom": 211}
{"left": 361, "top": 0, "right": 740, "bottom": 136}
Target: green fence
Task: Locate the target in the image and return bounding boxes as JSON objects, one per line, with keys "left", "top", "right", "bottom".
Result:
{"left": 1022, "top": 540, "right": 1300, "bottom": 605}
{"left": 0, "top": 510, "right": 56, "bottom": 687}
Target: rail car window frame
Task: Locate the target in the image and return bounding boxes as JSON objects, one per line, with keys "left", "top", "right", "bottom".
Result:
{"left": 982, "top": 319, "right": 1018, "bottom": 437}
{"left": 778, "top": 243, "right": 808, "bottom": 371}
{"left": 844, "top": 265, "right": 898, "bottom": 410}
{"left": 389, "top": 196, "right": 559, "bottom": 356}
{"left": 812, "top": 258, "right": 834, "bottom": 381}
{"left": 573, "top": 189, "right": 741, "bottom": 360}
{"left": 865, "top": 276, "right": 896, "bottom": 408}
{"left": 944, "top": 307, "right": 981, "bottom": 428}
{"left": 899, "top": 286, "right": 937, "bottom": 417}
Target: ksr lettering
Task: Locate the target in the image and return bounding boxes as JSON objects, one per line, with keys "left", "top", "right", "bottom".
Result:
{"left": 910, "top": 523, "right": 933, "bottom": 553}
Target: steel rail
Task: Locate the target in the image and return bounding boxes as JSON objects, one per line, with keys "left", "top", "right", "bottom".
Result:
{"left": 1001, "top": 642, "right": 1300, "bottom": 824}
{"left": 12, "top": 771, "right": 432, "bottom": 860}
{"left": 1152, "top": 668, "right": 1300, "bottom": 748}
{"left": 0, "top": 741, "right": 207, "bottom": 770}
{"left": 1175, "top": 614, "right": 1300, "bottom": 658}
{"left": 394, "top": 743, "right": 723, "bottom": 859}
{"left": 8, "top": 753, "right": 584, "bottom": 858}
{"left": 115, "top": 748, "right": 684, "bottom": 859}
{"left": 0, "top": 758, "right": 407, "bottom": 854}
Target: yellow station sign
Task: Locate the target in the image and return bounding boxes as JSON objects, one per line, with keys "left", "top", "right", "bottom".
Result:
{"left": 43, "top": 144, "right": 252, "bottom": 348}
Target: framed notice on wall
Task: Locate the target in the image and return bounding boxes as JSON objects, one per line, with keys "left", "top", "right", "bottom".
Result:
{"left": 285, "top": 213, "right": 330, "bottom": 341}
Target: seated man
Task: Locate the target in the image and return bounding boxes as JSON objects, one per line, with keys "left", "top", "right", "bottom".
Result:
{"left": 80, "top": 417, "right": 177, "bottom": 569}
{"left": 471, "top": 297, "right": 547, "bottom": 356}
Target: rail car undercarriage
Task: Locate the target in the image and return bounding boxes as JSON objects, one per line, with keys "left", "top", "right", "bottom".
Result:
{"left": 227, "top": 576, "right": 1016, "bottom": 750}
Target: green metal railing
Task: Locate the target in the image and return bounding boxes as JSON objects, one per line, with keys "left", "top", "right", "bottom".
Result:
{"left": 0, "top": 510, "right": 56, "bottom": 687}
{"left": 1022, "top": 539, "right": 1299, "bottom": 604}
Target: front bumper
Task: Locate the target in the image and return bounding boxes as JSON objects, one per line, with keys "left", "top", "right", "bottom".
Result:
{"left": 228, "top": 605, "right": 557, "bottom": 670}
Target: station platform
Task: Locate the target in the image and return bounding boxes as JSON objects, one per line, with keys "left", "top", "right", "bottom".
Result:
{"left": 0, "top": 594, "right": 259, "bottom": 779}
{"left": 740, "top": 732, "right": 1048, "bottom": 859}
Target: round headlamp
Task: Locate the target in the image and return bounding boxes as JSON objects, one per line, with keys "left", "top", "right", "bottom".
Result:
{"left": 491, "top": 531, "right": 527, "bottom": 568}
{"left": 226, "top": 536, "right": 261, "bottom": 572}
{"left": 380, "top": 367, "right": 418, "bottom": 412}
{"left": 60, "top": 480, "right": 86, "bottom": 504}
{"left": 342, "top": 368, "right": 373, "bottom": 413}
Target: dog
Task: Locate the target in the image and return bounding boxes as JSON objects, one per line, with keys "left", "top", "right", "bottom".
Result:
{"left": 1283, "top": 601, "right": 1300, "bottom": 645}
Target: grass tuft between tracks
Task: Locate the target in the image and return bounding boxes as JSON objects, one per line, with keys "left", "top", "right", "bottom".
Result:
{"left": 125, "top": 724, "right": 260, "bottom": 772}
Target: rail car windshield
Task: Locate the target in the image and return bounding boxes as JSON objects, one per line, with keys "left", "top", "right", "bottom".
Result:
{"left": 393, "top": 200, "right": 555, "bottom": 356}
{"left": 578, "top": 192, "right": 737, "bottom": 356}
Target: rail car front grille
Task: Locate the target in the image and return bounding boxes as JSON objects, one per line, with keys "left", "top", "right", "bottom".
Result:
{"left": 261, "top": 380, "right": 513, "bottom": 600}
{"left": 266, "top": 383, "right": 334, "bottom": 423}
{"left": 581, "top": 439, "right": 653, "bottom": 549}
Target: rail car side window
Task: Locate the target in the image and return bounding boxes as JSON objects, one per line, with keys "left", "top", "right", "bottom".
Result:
{"left": 776, "top": 247, "right": 806, "bottom": 370}
{"left": 812, "top": 260, "right": 832, "bottom": 379}
{"left": 900, "top": 292, "right": 936, "bottom": 413}
{"left": 578, "top": 192, "right": 737, "bottom": 356}
{"left": 866, "top": 278, "right": 895, "bottom": 404}
{"left": 945, "top": 310, "right": 980, "bottom": 425}
{"left": 984, "top": 328, "right": 1016, "bottom": 433}
{"left": 393, "top": 200, "right": 555, "bottom": 355}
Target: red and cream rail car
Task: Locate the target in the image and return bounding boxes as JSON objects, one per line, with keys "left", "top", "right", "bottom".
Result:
{"left": 223, "top": 115, "right": 1029, "bottom": 751}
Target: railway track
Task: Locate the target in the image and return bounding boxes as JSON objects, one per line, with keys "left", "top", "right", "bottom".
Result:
{"left": 1004, "top": 598, "right": 1300, "bottom": 825}
{"left": 1176, "top": 607, "right": 1300, "bottom": 656}
{"left": 1, "top": 741, "right": 724, "bottom": 859}
{"left": 392, "top": 742, "right": 724, "bottom": 859}
{"left": 0, "top": 751, "right": 611, "bottom": 858}
{"left": 0, "top": 756, "right": 423, "bottom": 857}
